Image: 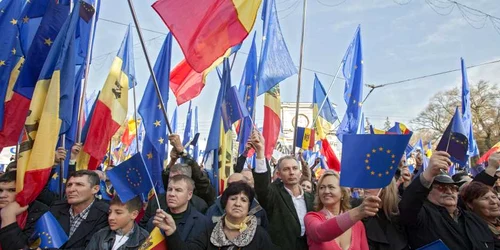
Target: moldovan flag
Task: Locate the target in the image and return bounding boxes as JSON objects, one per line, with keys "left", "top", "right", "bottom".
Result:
{"left": 263, "top": 85, "right": 281, "bottom": 159}
{"left": 152, "top": 0, "right": 261, "bottom": 73}
{"left": 77, "top": 25, "right": 134, "bottom": 170}
{"left": 139, "top": 227, "right": 167, "bottom": 250}
{"left": 16, "top": 2, "right": 81, "bottom": 207}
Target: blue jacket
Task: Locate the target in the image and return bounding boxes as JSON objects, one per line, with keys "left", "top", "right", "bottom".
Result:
{"left": 205, "top": 196, "right": 269, "bottom": 230}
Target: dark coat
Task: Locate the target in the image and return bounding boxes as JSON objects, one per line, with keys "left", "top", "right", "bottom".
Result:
{"left": 362, "top": 210, "right": 409, "bottom": 250}
{"left": 399, "top": 174, "right": 495, "bottom": 250}
{"left": 159, "top": 204, "right": 211, "bottom": 250}
{"left": 50, "top": 199, "right": 109, "bottom": 250}
{"left": 85, "top": 224, "right": 149, "bottom": 250}
{"left": 205, "top": 197, "right": 269, "bottom": 229}
{"left": 253, "top": 162, "right": 314, "bottom": 250}
{"left": 0, "top": 200, "right": 48, "bottom": 250}
{"left": 139, "top": 193, "right": 207, "bottom": 229}
{"left": 206, "top": 225, "right": 276, "bottom": 250}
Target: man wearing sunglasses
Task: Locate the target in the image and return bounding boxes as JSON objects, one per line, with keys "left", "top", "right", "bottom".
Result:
{"left": 399, "top": 151, "right": 495, "bottom": 250}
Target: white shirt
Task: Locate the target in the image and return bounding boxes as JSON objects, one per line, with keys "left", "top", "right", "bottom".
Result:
{"left": 284, "top": 186, "right": 307, "bottom": 236}
{"left": 112, "top": 235, "right": 129, "bottom": 250}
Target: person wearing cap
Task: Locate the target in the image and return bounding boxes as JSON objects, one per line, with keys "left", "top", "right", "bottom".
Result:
{"left": 399, "top": 151, "right": 495, "bottom": 250}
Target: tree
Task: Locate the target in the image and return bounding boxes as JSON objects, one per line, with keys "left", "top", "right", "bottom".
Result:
{"left": 383, "top": 117, "right": 392, "bottom": 131}
{"left": 411, "top": 80, "right": 500, "bottom": 155}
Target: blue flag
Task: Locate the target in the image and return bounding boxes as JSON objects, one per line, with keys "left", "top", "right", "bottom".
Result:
{"left": 436, "top": 107, "right": 468, "bottom": 165}
{"left": 417, "top": 239, "right": 450, "bottom": 250}
{"left": 32, "top": 212, "right": 69, "bottom": 249}
{"left": 257, "top": 0, "right": 297, "bottom": 95}
{"left": 222, "top": 86, "right": 249, "bottom": 132}
{"left": 358, "top": 113, "right": 365, "bottom": 134}
{"left": 460, "top": 58, "right": 479, "bottom": 158}
{"left": 171, "top": 107, "right": 178, "bottom": 133}
{"left": 339, "top": 133, "right": 412, "bottom": 188}
{"left": 337, "top": 26, "right": 364, "bottom": 142}
{"left": 138, "top": 34, "right": 172, "bottom": 194}
{"left": 193, "top": 106, "right": 199, "bottom": 161}
{"left": 75, "top": 0, "right": 100, "bottom": 64}
{"left": 17, "top": 0, "right": 50, "bottom": 56}
{"left": 119, "top": 24, "right": 136, "bottom": 88}
{"left": 182, "top": 101, "right": 193, "bottom": 146}
{"left": 98, "top": 180, "right": 112, "bottom": 200}
{"left": 237, "top": 32, "right": 257, "bottom": 155}
{"left": 107, "top": 153, "right": 154, "bottom": 202}
{"left": 405, "top": 143, "right": 414, "bottom": 158}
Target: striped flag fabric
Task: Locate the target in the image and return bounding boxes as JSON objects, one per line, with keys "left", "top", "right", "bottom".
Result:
{"left": 262, "top": 85, "right": 281, "bottom": 159}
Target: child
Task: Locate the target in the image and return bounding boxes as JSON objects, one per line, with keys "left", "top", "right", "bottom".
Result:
{"left": 86, "top": 196, "right": 149, "bottom": 250}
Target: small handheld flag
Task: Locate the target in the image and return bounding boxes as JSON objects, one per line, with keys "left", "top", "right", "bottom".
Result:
{"left": 107, "top": 153, "right": 153, "bottom": 203}
{"left": 138, "top": 227, "right": 167, "bottom": 250}
{"left": 295, "top": 127, "right": 315, "bottom": 150}
{"left": 436, "top": 107, "right": 468, "bottom": 165}
{"left": 221, "top": 86, "right": 249, "bottom": 131}
{"left": 30, "top": 212, "right": 68, "bottom": 249}
{"left": 340, "top": 134, "right": 412, "bottom": 188}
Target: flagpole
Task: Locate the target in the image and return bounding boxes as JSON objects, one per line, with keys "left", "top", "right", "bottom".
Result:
{"left": 59, "top": 135, "right": 66, "bottom": 200}
{"left": 310, "top": 61, "right": 343, "bottom": 129}
{"left": 292, "top": 0, "right": 308, "bottom": 155}
{"left": 76, "top": 0, "right": 99, "bottom": 143}
{"left": 132, "top": 83, "right": 140, "bottom": 153}
{"left": 126, "top": 0, "right": 172, "bottom": 135}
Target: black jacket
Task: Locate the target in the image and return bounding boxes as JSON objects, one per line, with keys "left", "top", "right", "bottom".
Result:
{"left": 399, "top": 174, "right": 494, "bottom": 249}
{"left": 362, "top": 210, "right": 409, "bottom": 250}
{"left": 253, "top": 162, "right": 314, "bottom": 250}
{"left": 85, "top": 224, "right": 149, "bottom": 250}
{"left": 50, "top": 199, "right": 109, "bottom": 250}
{"left": 0, "top": 200, "right": 48, "bottom": 250}
{"left": 159, "top": 204, "right": 212, "bottom": 250}
{"left": 139, "top": 193, "right": 207, "bottom": 229}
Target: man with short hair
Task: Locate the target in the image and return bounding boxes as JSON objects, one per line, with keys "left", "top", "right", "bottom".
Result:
{"left": 251, "top": 130, "right": 314, "bottom": 250}
{"left": 400, "top": 151, "right": 498, "bottom": 249}
{"left": 151, "top": 175, "right": 211, "bottom": 249}
{"left": 86, "top": 196, "right": 148, "bottom": 250}
{"left": 50, "top": 170, "right": 109, "bottom": 249}
{"left": 0, "top": 171, "right": 49, "bottom": 250}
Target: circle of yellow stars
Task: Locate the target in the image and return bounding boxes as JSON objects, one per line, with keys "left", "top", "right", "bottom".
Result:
{"left": 365, "top": 146, "right": 396, "bottom": 178}
{"left": 126, "top": 168, "right": 142, "bottom": 188}
{"left": 38, "top": 231, "right": 52, "bottom": 248}
{"left": 451, "top": 135, "right": 468, "bottom": 146}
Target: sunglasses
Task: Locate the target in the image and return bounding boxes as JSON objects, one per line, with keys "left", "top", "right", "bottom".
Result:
{"left": 433, "top": 184, "right": 459, "bottom": 192}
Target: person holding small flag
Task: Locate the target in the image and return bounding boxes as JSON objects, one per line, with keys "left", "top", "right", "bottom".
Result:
{"left": 86, "top": 196, "right": 149, "bottom": 250}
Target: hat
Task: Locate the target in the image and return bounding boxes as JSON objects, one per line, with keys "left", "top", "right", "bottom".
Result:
{"left": 433, "top": 174, "right": 457, "bottom": 185}
{"left": 452, "top": 172, "right": 473, "bottom": 186}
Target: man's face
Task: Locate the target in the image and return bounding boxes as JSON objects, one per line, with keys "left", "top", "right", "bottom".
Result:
{"left": 428, "top": 183, "right": 459, "bottom": 208}
{"left": 277, "top": 159, "right": 302, "bottom": 186}
{"left": 166, "top": 180, "right": 192, "bottom": 211}
{"left": 0, "top": 181, "right": 16, "bottom": 209}
{"left": 66, "top": 176, "right": 98, "bottom": 205}
{"left": 108, "top": 204, "right": 138, "bottom": 231}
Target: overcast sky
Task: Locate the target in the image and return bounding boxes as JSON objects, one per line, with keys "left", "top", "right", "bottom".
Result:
{"left": 86, "top": 0, "right": 500, "bottom": 139}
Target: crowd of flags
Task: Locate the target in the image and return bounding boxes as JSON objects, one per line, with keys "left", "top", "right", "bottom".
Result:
{"left": 0, "top": 0, "right": 498, "bottom": 247}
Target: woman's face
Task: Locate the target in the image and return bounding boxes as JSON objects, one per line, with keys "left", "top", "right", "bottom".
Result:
{"left": 318, "top": 175, "right": 342, "bottom": 208}
{"left": 469, "top": 191, "right": 500, "bottom": 221}
{"left": 301, "top": 180, "right": 313, "bottom": 193}
{"left": 225, "top": 192, "right": 250, "bottom": 220}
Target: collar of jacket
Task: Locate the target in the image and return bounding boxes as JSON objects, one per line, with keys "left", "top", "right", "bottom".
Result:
{"left": 103, "top": 223, "right": 145, "bottom": 248}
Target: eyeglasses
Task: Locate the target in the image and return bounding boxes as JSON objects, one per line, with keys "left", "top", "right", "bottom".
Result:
{"left": 433, "top": 184, "right": 459, "bottom": 192}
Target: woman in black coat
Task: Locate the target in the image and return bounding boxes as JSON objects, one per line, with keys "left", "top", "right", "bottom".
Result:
{"left": 208, "top": 181, "right": 275, "bottom": 250}
{"left": 363, "top": 179, "right": 409, "bottom": 250}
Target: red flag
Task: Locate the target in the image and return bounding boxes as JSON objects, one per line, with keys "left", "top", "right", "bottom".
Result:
{"left": 477, "top": 142, "right": 500, "bottom": 164}
{"left": 320, "top": 138, "right": 340, "bottom": 172}
{"left": 169, "top": 60, "right": 206, "bottom": 106}
{"left": 263, "top": 86, "right": 280, "bottom": 159}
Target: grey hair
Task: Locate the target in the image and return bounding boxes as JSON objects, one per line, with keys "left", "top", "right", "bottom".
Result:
{"left": 170, "top": 163, "right": 192, "bottom": 178}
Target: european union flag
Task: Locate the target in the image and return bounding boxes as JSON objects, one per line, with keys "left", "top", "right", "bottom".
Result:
{"left": 98, "top": 180, "right": 112, "bottom": 201}
{"left": 257, "top": 0, "right": 297, "bottom": 95}
{"left": 138, "top": 34, "right": 172, "bottom": 194}
{"left": 118, "top": 24, "right": 136, "bottom": 88}
{"left": 182, "top": 101, "right": 193, "bottom": 146}
{"left": 436, "top": 107, "right": 468, "bottom": 165}
{"left": 460, "top": 58, "right": 479, "bottom": 158}
{"left": 339, "top": 134, "right": 412, "bottom": 188}
{"left": 31, "top": 212, "right": 68, "bottom": 249}
{"left": 221, "top": 86, "right": 249, "bottom": 132}
{"left": 107, "top": 153, "right": 153, "bottom": 202}
{"left": 417, "top": 240, "right": 450, "bottom": 250}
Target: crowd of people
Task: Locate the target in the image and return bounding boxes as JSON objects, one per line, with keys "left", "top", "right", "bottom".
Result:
{"left": 0, "top": 129, "right": 499, "bottom": 250}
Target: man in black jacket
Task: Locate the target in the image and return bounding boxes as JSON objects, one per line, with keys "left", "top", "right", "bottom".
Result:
{"left": 50, "top": 170, "right": 109, "bottom": 250}
{"left": 400, "top": 151, "right": 495, "bottom": 249}
{"left": 0, "top": 170, "right": 49, "bottom": 250}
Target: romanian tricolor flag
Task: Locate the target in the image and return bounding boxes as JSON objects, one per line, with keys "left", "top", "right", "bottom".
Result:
{"left": 16, "top": 2, "right": 81, "bottom": 207}
{"left": 77, "top": 25, "right": 134, "bottom": 170}
{"left": 262, "top": 85, "right": 281, "bottom": 159}
{"left": 296, "top": 127, "right": 315, "bottom": 150}
{"left": 138, "top": 227, "right": 167, "bottom": 250}
{"left": 121, "top": 118, "right": 138, "bottom": 146}
{"left": 169, "top": 45, "right": 240, "bottom": 106}
{"left": 152, "top": 0, "right": 261, "bottom": 73}
{"left": 477, "top": 142, "right": 500, "bottom": 164}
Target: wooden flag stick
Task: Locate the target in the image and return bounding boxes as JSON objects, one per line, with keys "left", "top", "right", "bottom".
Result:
{"left": 132, "top": 83, "right": 140, "bottom": 153}
{"left": 59, "top": 134, "right": 66, "bottom": 200}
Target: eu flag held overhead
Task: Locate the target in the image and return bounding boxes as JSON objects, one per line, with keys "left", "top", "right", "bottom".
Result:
{"left": 221, "top": 86, "right": 249, "bottom": 132}
{"left": 340, "top": 133, "right": 412, "bottom": 188}
{"left": 436, "top": 107, "right": 468, "bottom": 165}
